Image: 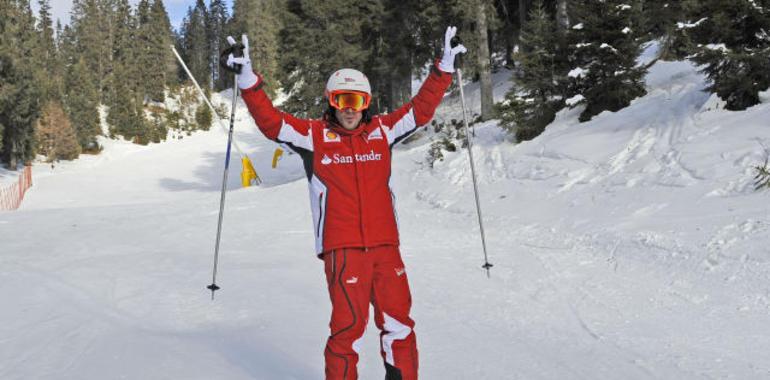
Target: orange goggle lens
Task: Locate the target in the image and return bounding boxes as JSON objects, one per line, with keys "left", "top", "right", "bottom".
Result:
{"left": 329, "top": 91, "right": 371, "bottom": 112}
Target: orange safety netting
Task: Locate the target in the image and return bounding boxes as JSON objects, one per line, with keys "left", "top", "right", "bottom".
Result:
{"left": 0, "top": 166, "right": 32, "bottom": 211}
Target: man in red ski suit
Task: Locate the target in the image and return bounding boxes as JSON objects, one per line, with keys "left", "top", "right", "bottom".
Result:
{"left": 225, "top": 27, "right": 466, "bottom": 380}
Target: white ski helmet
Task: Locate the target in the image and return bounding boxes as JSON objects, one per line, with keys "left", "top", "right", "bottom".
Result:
{"left": 325, "top": 68, "right": 371, "bottom": 98}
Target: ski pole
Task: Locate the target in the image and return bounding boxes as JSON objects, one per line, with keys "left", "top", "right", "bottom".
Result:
{"left": 452, "top": 37, "right": 493, "bottom": 278}
{"left": 206, "top": 36, "right": 246, "bottom": 300}
{"left": 207, "top": 79, "right": 237, "bottom": 300}
{"left": 205, "top": 79, "right": 237, "bottom": 300}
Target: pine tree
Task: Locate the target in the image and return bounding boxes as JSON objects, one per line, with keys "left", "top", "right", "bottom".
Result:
{"left": 688, "top": 0, "right": 770, "bottom": 110}
{"left": 476, "top": 0, "right": 495, "bottom": 120}
{"left": 208, "top": 0, "right": 229, "bottom": 90}
{"left": 231, "top": 0, "right": 282, "bottom": 97}
{"left": 417, "top": 0, "right": 500, "bottom": 122}
{"left": 647, "top": 0, "right": 691, "bottom": 60}
{"left": 146, "top": 107, "right": 168, "bottom": 143}
{"left": 0, "top": 1, "right": 41, "bottom": 168}
{"left": 108, "top": 61, "right": 149, "bottom": 143}
{"left": 491, "top": 0, "right": 519, "bottom": 66}
{"left": 180, "top": 0, "right": 210, "bottom": 87}
{"left": 36, "top": 0, "right": 59, "bottom": 104}
{"left": 498, "top": 0, "right": 566, "bottom": 141}
{"left": 569, "top": 0, "right": 647, "bottom": 122}
{"left": 152, "top": 0, "right": 176, "bottom": 95}
{"left": 372, "top": 0, "right": 454, "bottom": 112}
{"left": 0, "top": 53, "right": 40, "bottom": 168}
{"left": 195, "top": 103, "right": 212, "bottom": 130}
{"left": 35, "top": 101, "right": 81, "bottom": 161}
{"left": 556, "top": 0, "right": 569, "bottom": 30}
{"left": 60, "top": 1, "right": 104, "bottom": 151}
{"left": 641, "top": 0, "right": 685, "bottom": 38}
{"left": 360, "top": 0, "right": 395, "bottom": 111}
{"left": 109, "top": 0, "right": 151, "bottom": 147}
{"left": 65, "top": 57, "right": 101, "bottom": 151}
{"left": 279, "top": 0, "right": 381, "bottom": 116}
{"left": 127, "top": 0, "right": 173, "bottom": 103}
{"left": 135, "top": 0, "right": 153, "bottom": 102}
{"left": 71, "top": 0, "right": 109, "bottom": 103}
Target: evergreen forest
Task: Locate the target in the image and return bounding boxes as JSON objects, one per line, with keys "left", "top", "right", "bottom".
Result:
{"left": 1, "top": 0, "right": 768, "bottom": 168}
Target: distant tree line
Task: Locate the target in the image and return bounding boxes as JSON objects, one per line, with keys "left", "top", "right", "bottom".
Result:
{"left": 1, "top": 0, "right": 178, "bottom": 168}
{"left": 1, "top": 0, "right": 768, "bottom": 168}
{"left": 499, "top": 0, "right": 770, "bottom": 142}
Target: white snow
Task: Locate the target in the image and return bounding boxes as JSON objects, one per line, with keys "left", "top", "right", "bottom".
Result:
{"left": 600, "top": 43, "right": 618, "bottom": 53}
{"left": 703, "top": 43, "right": 730, "bottom": 52}
{"left": 566, "top": 94, "right": 585, "bottom": 106}
{"left": 0, "top": 166, "right": 22, "bottom": 186}
{"left": 761, "top": 88, "right": 770, "bottom": 103}
{"left": 569, "top": 67, "right": 587, "bottom": 78}
{"left": 428, "top": 68, "right": 514, "bottom": 124}
{"left": 757, "top": 29, "right": 770, "bottom": 42}
{"left": 748, "top": 0, "right": 764, "bottom": 12}
{"left": 677, "top": 18, "right": 708, "bottom": 30}
{"left": 3, "top": 47, "right": 770, "bottom": 379}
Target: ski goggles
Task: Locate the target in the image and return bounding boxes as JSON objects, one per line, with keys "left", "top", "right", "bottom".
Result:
{"left": 328, "top": 91, "right": 371, "bottom": 112}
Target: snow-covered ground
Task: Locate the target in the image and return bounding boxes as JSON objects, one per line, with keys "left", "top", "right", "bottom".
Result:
{"left": 2, "top": 51, "right": 770, "bottom": 379}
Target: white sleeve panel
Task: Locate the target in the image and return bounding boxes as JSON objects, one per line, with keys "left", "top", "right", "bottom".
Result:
{"left": 277, "top": 119, "right": 314, "bottom": 152}
{"left": 382, "top": 109, "right": 417, "bottom": 146}
{"left": 308, "top": 175, "right": 328, "bottom": 254}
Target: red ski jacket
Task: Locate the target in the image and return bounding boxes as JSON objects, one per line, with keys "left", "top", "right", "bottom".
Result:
{"left": 241, "top": 62, "right": 453, "bottom": 256}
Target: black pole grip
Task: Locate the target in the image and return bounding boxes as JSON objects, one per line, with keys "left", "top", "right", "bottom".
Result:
{"left": 219, "top": 43, "right": 245, "bottom": 74}
{"left": 450, "top": 36, "right": 463, "bottom": 68}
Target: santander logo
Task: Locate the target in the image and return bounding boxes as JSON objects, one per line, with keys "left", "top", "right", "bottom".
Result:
{"left": 321, "top": 150, "right": 383, "bottom": 165}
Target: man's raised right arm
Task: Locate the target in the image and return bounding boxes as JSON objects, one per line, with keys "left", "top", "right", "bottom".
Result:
{"left": 225, "top": 35, "right": 313, "bottom": 153}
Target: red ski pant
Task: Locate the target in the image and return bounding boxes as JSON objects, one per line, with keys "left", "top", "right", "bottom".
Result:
{"left": 322, "top": 246, "right": 418, "bottom": 380}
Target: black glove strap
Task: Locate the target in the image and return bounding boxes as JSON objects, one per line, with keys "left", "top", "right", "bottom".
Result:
{"left": 219, "top": 43, "right": 245, "bottom": 74}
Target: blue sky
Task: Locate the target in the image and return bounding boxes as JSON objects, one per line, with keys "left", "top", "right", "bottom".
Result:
{"left": 36, "top": 0, "right": 233, "bottom": 31}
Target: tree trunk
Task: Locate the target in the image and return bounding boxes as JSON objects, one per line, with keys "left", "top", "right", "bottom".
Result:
{"left": 498, "top": 0, "right": 517, "bottom": 67}
{"left": 9, "top": 142, "right": 18, "bottom": 170}
{"left": 401, "top": 70, "right": 412, "bottom": 106}
{"left": 389, "top": 69, "right": 411, "bottom": 112}
{"left": 477, "top": 0, "right": 494, "bottom": 121}
{"left": 557, "top": 0, "right": 569, "bottom": 30}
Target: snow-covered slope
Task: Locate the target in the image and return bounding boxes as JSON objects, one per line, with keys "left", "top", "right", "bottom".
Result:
{"left": 2, "top": 52, "right": 770, "bottom": 379}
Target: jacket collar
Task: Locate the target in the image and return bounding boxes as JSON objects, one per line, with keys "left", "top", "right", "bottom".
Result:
{"left": 326, "top": 119, "right": 366, "bottom": 136}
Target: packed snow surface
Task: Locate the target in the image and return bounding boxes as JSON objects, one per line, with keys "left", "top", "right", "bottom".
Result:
{"left": 2, "top": 54, "right": 770, "bottom": 379}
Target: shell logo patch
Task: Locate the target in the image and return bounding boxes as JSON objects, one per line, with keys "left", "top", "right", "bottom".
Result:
{"left": 324, "top": 129, "right": 340, "bottom": 143}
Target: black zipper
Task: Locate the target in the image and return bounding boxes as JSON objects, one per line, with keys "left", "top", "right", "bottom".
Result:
{"left": 330, "top": 249, "right": 336, "bottom": 285}
{"left": 316, "top": 191, "right": 324, "bottom": 238}
{"left": 351, "top": 136, "right": 367, "bottom": 246}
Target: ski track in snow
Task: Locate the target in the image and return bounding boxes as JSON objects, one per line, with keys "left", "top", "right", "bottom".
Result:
{"left": 3, "top": 48, "right": 770, "bottom": 379}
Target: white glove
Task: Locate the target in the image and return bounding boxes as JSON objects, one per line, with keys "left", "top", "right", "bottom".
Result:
{"left": 438, "top": 26, "right": 467, "bottom": 73}
{"left": 226, "top": 34, "right": 259, "bottom": 89}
